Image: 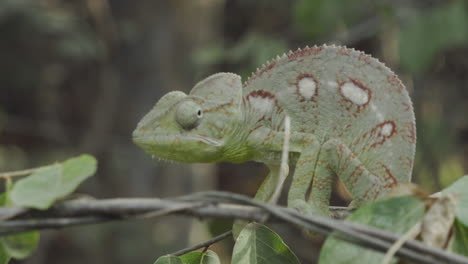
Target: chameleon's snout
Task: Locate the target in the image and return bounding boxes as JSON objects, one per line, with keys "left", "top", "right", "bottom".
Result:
{"left": 132, "top": 129, "right": 150, "bottom": 149}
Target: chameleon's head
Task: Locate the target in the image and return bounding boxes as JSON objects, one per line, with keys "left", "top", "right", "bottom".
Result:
{"left": 132, "top": 73, "right": 244, "bottom": 163}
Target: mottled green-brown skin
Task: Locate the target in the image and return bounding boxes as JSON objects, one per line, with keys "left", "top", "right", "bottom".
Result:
{"left": 133, "top": 45, "right": 416, "bottom": 219}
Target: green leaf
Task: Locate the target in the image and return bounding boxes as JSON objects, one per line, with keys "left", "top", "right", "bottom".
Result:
{"left": 452, "top": 219, "right": 468, "bottom": 256}
{"left": 10, "top": 154, "right": 97, "bottom": 209}
{"left": 0, "top": 245, "right": 10, "bottom": 264}
{"left": 0, "top": 193, "right": 6, "bottom": 206}
{"left": 1, "top": 231, "right": 39, "bottom": 259}
{"left": 399, "top": 0, "right": 468, "bottom": 73}
{"left": 231, "top": 222, "right": 300, "bottom": 264}
{"left": 153, "top": 255, "right": 183, "bottom": 264}
{"left": 0, "top": 191, "right": 40, "bottom": 261}
{"left": 442, "top": 175, "right": 468, "bottom": 226}
{"left": 319, "top": 196, "right": 425, "bottom": 264}
{"left": 179, "top": 250, "right": 221, "bottom": 264}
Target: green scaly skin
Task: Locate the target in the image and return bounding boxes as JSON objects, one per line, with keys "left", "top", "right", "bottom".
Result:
{"left": 133, "top": 45, "right": 416, "bottom": 229}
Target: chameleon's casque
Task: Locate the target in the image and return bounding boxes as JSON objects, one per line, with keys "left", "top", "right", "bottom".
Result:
{"left": 133, "top": 45, "right": 416, "bottom": 217}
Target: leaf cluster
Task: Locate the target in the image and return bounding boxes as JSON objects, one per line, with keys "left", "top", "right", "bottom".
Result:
{"left": 0, "top": 155, "right": 96, "bottom": 263}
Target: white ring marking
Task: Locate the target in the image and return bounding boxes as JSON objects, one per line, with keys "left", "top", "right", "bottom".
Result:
{"left": 341, "top": 82, "right": 369, "bottom": 105}
{"left": 298, "top": 77, "right": 316, "bottom": 100}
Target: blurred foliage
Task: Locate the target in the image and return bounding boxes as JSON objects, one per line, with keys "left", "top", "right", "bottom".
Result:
{"left": 320, "top": 177, "right": 468, "bottom": 263}
{"left": 439, "top": 156, "right": 464, "bottom": 188}
{"left": 10, "top": 155, "right": 96, "bottom": 209}
{"left": 320, "top": 196, "right": 425, "bottom": 264}
{"left": 192, "top": 33, "right": 288, "bottom": 79}
{"left": 1, "top": 232, "right": 39, "bottom": 263}
{"left": 0, "top": 154, "right": 97, "bottom": 263}
{"left": 453, "top": 220, "right": 468, "bottom": 256}
{"left": 293, "top": 0, "right": 374, "bottom": 38}
{"left": 399, "top": 0, "right": 468, "bottom": 73}
{"left": 442, "top": 175, "right": 468, "bottom": 227}
{"left": 0, "top": 0, "right": 100, "bottom": 58}
{"left": 0, "top": 0, "right": 100, "bottom": 92}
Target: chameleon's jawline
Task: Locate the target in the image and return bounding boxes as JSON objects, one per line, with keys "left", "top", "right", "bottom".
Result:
{"left": 132, "top": 133, "right": 225, "bottom": 163}
{"left": 184, "top": 135, "right": 223, "bottom": 147}
{"left": 132, "top": 134, "right": 223, "bottom": 148}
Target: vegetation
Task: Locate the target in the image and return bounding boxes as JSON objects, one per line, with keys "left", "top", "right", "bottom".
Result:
{"left": 1, "top": 0, "right": 467, "bottom": 263}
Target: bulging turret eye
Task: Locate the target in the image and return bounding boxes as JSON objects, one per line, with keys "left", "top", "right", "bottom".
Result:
{"left": 176, "top": 100, "right": 203, "bottom": 130}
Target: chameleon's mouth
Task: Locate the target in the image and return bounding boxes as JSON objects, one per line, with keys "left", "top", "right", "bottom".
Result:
{"left": 132, "top": 130, "right": 225, "bottom": 163}
{"left": 132, "top": 133, "right": 223, "bottom": 148}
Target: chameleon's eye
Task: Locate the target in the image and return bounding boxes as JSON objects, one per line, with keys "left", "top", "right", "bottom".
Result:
{"left": 176, "top": 100, "right": 203, "bottom": 130}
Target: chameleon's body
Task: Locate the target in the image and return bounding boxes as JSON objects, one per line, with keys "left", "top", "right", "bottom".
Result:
{"left": 133, "top": 45, "right": 416, "bottom": 216}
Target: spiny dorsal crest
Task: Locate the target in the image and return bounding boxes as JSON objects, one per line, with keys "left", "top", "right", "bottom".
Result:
{"left": 243, "top": 44, "right": 397, "bottom": 89}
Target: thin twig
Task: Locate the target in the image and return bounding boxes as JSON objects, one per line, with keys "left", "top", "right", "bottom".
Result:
{"left": 0, "top": 193, "right": 466, "bottom": 264}
{"left": 198, "top": 191, "right": 468, "bottom": 264}
{"left": 0, "top": 165, "right": 54, "bottom": 179}
{"left": 0, "top": 216, "right": 114, "bottom": 236}
{"left": 133, "top": 201, "right": 208, "bottom": 220}
{"left": 271, "top": 115, "right": 290, "bottom": 204}
{"left": 382, "top": 221, "right": 422, "bottom": 264}
{"left": 0, "top": 207, "right": 28, "bottom": 221}
{"left": 170, "top": 231, "right": 233, "bottom": 256}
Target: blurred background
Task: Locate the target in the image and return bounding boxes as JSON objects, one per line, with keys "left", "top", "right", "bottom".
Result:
{"left": 0, "top": 0, "right": 467, "bottom": 263}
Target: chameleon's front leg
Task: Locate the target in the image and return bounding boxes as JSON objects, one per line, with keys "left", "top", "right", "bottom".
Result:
{"left": 320, "top": 139, "right": 395, "bottom": 208}
{"left": 232, "top": 164, "right": 287, "bottom": 236}
{"left": 288, "top": 137, "right": 334, "bottom": 217}
{"left": 289, "top": 137, "right": 400, "bottom": 221}
{"left": 249, "top": 128, "right": 331, "bottom": 217}
{"left": 252, "top": 164, "right": 286, "bottom": 203}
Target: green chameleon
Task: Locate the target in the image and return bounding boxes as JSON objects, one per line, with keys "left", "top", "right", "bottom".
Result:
{"left": 133, "top": 45, "right": 416, "bottom": 219}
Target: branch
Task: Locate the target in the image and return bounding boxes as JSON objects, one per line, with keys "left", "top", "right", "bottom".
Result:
{"left": 170, "top": 231, "right": 232, "bottom": 256}
{"left": 0, "top": 192, "right": 466, "bottom": 264}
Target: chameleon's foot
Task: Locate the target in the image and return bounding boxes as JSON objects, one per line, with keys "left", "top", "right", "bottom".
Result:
{"left": 348, "top": 199, "right": 366, "bottom": 210}
{"left": 290, "top": 199, "right": 331, "bottom": 238}
{"left": 290, "top": 199, "right": 330, "bottom": 218}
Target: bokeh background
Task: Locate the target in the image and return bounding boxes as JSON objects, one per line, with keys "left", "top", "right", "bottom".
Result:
{"left": 1, "top": 0, "right": 467, "bottom": 263}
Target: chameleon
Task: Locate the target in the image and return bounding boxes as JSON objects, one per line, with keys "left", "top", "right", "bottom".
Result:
{"left": 132, "top": 45, "right": 416, "bottom": 218}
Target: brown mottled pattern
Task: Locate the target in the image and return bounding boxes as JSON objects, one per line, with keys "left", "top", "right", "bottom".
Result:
{"left": 387, "top": 74, "right": 405, "bottom": 93}
{"left": 203, "top": 101, "right": 235, "bottom": 113}
{"left": 379, "top": 163, "right": 398, "bottom": 188}
{"left": 245, "top": 89, "right": 284, "bottom": 131}
{"left": 287, "top": 46, "right": 324, "bottom": 61}
{"left": 369, "top": 121, "right": 397, "bottom": 148}
{"left": 245, "top": 90, "right": 280, "bottom": 108}
{"left": 242, "top": 45, "right": 415, "bottom": 196}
